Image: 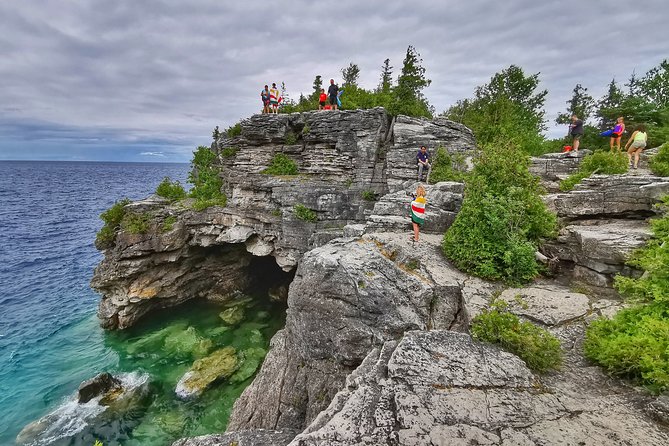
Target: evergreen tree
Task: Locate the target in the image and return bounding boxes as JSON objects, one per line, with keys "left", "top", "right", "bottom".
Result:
{"left": 638, "top": 59, "right": 669, "bottom": 108}
{"left": 341, "top": 63, "right": 360, "bottom": 87}
{"left": 389, "top": 45, "right": 432, "bottom": 117}
{"left": 378, "top": 58, "right": 393, "bottom": 93}
{"left": 310, "top": 75, "right": 323, "bottom": 102}
{"left": 596, "top": 79, "right": 625, "bottom": 130}
{"left": 212, "top": 126, "right": 220, "bottom": 142}
{"left": 556, "top": 84, "right": 595, "bottom": 124}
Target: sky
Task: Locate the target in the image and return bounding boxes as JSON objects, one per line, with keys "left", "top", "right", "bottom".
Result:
{"left": 0, "top": 1, "right": 667, "bottom": 163}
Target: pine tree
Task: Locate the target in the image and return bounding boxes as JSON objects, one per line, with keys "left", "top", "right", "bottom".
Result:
{"left": 390, "top": 45, "right": 432, "bottom": 117}
{"left": 341, "top": 63, "right": 360, "bottom": 88}
{"left": 596, "top": 79, "right": 625, "bottom": 130}
{"left": 556, "top": 84, "right": 595, "bottom": 124}
{"left": 378, "top": 58, "right": 393, "bottom": 93}
{"left": 310, "top": 75, "right": 323, "bottom": 103}
{"left": 212, "top": 126, "right": 220, "bottom": 142}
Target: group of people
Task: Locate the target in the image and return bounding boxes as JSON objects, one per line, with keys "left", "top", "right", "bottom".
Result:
{"left": 319, "top": 79, "right": 342, "bottom": 110}
{"left": 260, "top": 84, "right": 281, "bottom": 114}
{"left": 568, "top": 114, "right": 649, "bottom": 169}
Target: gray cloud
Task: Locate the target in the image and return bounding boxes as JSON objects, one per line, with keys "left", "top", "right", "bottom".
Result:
{"left": 0, "top": 0, "right": 667, "bottom": 160}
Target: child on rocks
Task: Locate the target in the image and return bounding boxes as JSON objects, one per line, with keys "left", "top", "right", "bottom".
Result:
{"left": 410, "top": 185, "right": 426, "bottom": 242}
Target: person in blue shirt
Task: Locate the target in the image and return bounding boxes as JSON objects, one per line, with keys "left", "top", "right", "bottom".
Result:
{"left": 416, "top": 146, "right": 431, "bottom": 182}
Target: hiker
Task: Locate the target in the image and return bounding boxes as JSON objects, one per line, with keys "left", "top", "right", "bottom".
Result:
{"left": 611, "top": 117, "right": 625, "bottom": 152}
{"left": 416, "top": 146, "right": 431, "bottom": 182}
{"left": 625, "top": 124, "right": 647, "bottom": 170}
{"left": 319, "top": 88, "right": 327, "bottom": 110}
{"left": 269, "top": 83, "right": 280, "bottom": 114}
{"left": 568, "top": 114, "right": 584, "bottom": 153}
{"left": 327, "top": 79, "right": 339, "bottom": 111}
{"left": 410, "top": 185, "right": 427, "bottom": 243}
{"left": 261, "top": 85, "right": 270, "bottom": 114}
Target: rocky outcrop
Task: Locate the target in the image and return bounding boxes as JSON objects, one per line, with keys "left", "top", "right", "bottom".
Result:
{"left": 530, "top": 150, "right": 589, "bottom": 192}
{"left": 92, "top": 109, "right": 476, "bottom": 329}
{"left": 172, "top": 429, "right": 298, "bottom": 446}
{"left": 77, "top": 372, "right": 123, "bottom": 404}
{"left": 288, "top": 330, "right": 669, "bottom": 446}
{"left": 226, "top": 233, "right": 468, "bottom": 433}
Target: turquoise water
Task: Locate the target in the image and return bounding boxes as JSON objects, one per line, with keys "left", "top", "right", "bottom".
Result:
{"left": 0, "top": 161, "right": 286, "bottom": 445}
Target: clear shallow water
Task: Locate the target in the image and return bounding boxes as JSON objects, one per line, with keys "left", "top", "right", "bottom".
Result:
{"left": 0, "top": 161, "right": 284, "bottom": 445}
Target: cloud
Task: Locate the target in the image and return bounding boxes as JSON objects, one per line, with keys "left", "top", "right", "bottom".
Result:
{"left": 0, "top": 0, "right": 667, "bottom": 160}
{"left": 140, "top": 151, "right": 165, "bottom": 157}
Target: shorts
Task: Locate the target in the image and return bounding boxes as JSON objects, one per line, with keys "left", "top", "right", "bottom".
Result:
{"left": 329, "top": 95, "right": 337, "bottom": 105}
{"left": 611, "top": 133, "right": 622, "bottom": 139}
{"left": 630, "top": 141, "right": 646, "bottom": 150}
{"left": 319, "top": 101, "right": 326, "bottom": 106}
{"left": 572, "top": 134, "right": 582, "bottom": 141}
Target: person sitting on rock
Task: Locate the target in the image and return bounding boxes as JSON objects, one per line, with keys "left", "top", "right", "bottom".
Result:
{"left": 410, "top": 185, "right": 426, "bottom": 243}
{"left": 625, "top": 124, "right": 647, "bottom": 170}
{"left": 416, "top": 146, "right": 431, "bottom": 182}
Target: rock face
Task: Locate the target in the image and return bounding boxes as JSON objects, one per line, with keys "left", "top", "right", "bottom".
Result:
{"left": 529, "top": 150, "right": 589, "bottom": 192}
{"left": 288, "top": 330, "right": 669, "bottom": 446}
{"left": 92, "top": 109, "right": 476, "bottom": 329}
{"left": 77, "top": 372, "right": 123, "bottom": 404}
{"left": 226, "top": 233, "right": 468, "bottom": 433}
{"left": 172, "top": 429, "right": 298, "bottom": 446}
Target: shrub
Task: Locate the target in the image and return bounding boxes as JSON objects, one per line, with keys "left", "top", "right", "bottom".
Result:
{"left": 262, "top": 153, "right": 298, "bottom": 175}
{"left": 361, "top": 190, "right": 376, "bottom": 201}
{"left": 471, "top": 300, "right": 562, "bottom": 373}
{"left": 284, "top": 131, "right": 298, "bottom": 145}
{"left": 560, "top": 151, "right": 628, "bottom": 191}
{"left": 428, "top": 147, "right": 468, "bottom": 183}
{"left": 221, "top": 146, "right": 239, "bottom": 158}
{"left": 188, "top": 146, "right": 227, "bottom": 211}
{"left": 650, "top": 143, "right": 669, "bottom": 176}
{"left": 155, "top": 177, "right": 187, "bottom": 201}
{"left": 226, "top": 123, "right": 242, "bottom": 137}
{"left": 122, "top": 212, "right": 150, "bottom": 234}
{"left": 293, "top": 204, "right": 317, "bottom": 222}
{"left": 161, "top": 215, "right": 177, "bottom": 232}
{"left": 302, "top": 124, "right": 311, "bottom": 135}
{"left": 584, "top": 302, "right": 669, "bottom": 393}
{"left": 95, "top": 198, "right": 130, "bottom": 248}
{"left": 442, "top": 143, "right": 557, "bottom": 285}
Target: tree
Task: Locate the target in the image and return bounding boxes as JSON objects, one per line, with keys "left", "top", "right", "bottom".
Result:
{"left": 556, "top": 84, "right": 595, "bottom": 124}
{"left": 378, "top": 58, "right": 393, "bottom": 93}
{"left": 444, "top": 65, "right": 547, "bottom": 154}
{"left": 638, "top": 59, "right": 669, "bottom": 108}
{"left": 341, "top": 63, "right": 360, "bottom": 88}
{"left": 310, "top": 75, "right": 323, "bottom": 103}
{"left": 596, "top": 79, "right": 625, "bottom": 130}
{"left": 389, "top": 45, "right": 432, "bottom": 117}
{"left": 212, "top": 126, "right": 220, "bottom": 142}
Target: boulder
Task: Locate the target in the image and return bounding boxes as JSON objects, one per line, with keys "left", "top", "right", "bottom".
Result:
{"left": 498, "top": 284, "right": 590, "bottom": 326}
{"left": 530, "top": 150, "right": 590, "bottom": 192}
{"left": 171, "top": 429, "right": 298, "bottom": 446}
{"left": 77, "top": 372, "right": 122, "bottom": 404}
{"left": 175, "top": 347, "right": 239, "bottom": 399}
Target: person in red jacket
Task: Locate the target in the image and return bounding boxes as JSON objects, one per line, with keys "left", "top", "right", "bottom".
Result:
{"left": 319, "top": 88, "right": 327, "bottom": 110}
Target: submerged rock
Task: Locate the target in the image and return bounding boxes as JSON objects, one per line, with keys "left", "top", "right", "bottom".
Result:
{"left": 220, "top": 306, "right": 245, "bottom": 326}
{"left": 176, "top": 347, "right": 239, "bottom": 399}
{"left": 164, "top": 326, "right": 213, "bottom": 358}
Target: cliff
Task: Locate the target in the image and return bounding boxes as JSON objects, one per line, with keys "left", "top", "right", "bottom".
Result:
{"left": 90, "top": 109, "right": 669, "bottom": 445}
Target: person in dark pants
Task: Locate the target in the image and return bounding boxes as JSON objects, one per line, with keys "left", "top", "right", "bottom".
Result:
{"left": 416, "top": 146, "right": 431, "bottom": 182}
{"left": 328, "top": 79, "right": 339, "bottom": 111}
{"left": 568, "top": 114, "right": 584, "bottom": 153}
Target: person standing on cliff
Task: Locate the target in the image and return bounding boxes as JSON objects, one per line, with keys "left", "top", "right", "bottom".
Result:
{"left": 416, "top": 146, "right": 431, "bottom": 182}
{"left": 319, "top": 88, "right": 327, "bottom": 110}
{"left": 328, "top": 79, "right": 339, "bottom": 111}
{"left": 568, "top": 114, "right": 584, "bottom": 154}
{"left": 269, "top": 83, "right": 280, "bottom": 114}
{"left": 410, "top": 185, "right": 427, "bottom": 243}
{"left": 261, "top": 85, "right": 270, "bottom": 114}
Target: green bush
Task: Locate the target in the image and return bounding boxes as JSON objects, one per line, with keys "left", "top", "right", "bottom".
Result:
{"left": 293, "top": 204, "right": 317, "bottom": 222}
{"left": 302, "top": 124, "right": 311, "bottom": 135}
{"left": 95, "top": 198, "right": 130, "bottom": 248}
{"left": 428, "top": 147, "right": 468, "bottom": 183}
{"left": 262, "top": 153, "right": 298, "bottom": 175}
{"left": 122, "top": 212, "right": 151, "bottom": 234}
{"left": 471, "top": 300, "right": 562, "bottom": 373}
{"left": 584, "top": 302, "right": 669, "bottom": 393}
{"left": 188, "top": 146, "right": 227, "bottom": 211}
{"left": 155, "top": 177, "right": 187, "bottom": 201}
{"left": 442, "top": 143, "right": 557, "bottom": 285}
{"left": 220, "top": 146, "right": 239, "bottom": 158}
{"left": 361, "top": 190, "right": 377, "bottom": 201}
{"left": 161, "top": 215, "right": 177, "bottom": 232}
{"left": 284, "top": 132, "right": 298, "bottom": 145}
{"left": 560, "top": 151, "right": 628, "bottom": 191}
{"left": 226, "top": 123, "right": 242, "bottom": 137}
{"left": 650, "top": 143, "right": 669, "bottom": 176}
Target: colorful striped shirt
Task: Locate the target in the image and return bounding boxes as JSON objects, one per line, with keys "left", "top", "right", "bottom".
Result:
{"left": 411, "top": 196, "right": 426, "bottom": 225}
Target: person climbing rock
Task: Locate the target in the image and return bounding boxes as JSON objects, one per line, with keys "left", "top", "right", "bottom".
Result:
{"left": 410, "top": 185, "right": 426, "bottom": 243}
{"left": 625, "top": 124, "right": 647, "bottom": 170}
{"left": 416, "top": 146, "right": 431, "bottom": 182}
{"left": 328, "top": 79, "right": 339, "bottom": 111}
{"left": 568, "top": 114, "right": 584, "bottom": 153}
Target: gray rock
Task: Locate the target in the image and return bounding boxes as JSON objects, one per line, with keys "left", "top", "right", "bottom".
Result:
{"left": 530, "top": 150, "right": 590, "bottom": 192}
{"left": 289, "top": 331, "right": 669, "bottom": 446}
{"left": 171, "top": 429, "right": 298, "bottom": 446}
{"left": 77, "top": 372, "right": 122, "bottom": 404}
{"left": 498, "top": 284, "right": 590, "bottom": 326}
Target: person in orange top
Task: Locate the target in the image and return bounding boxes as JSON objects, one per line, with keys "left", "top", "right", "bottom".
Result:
{"left": 319, "top": 88, "right": 327, "bottom": 110}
